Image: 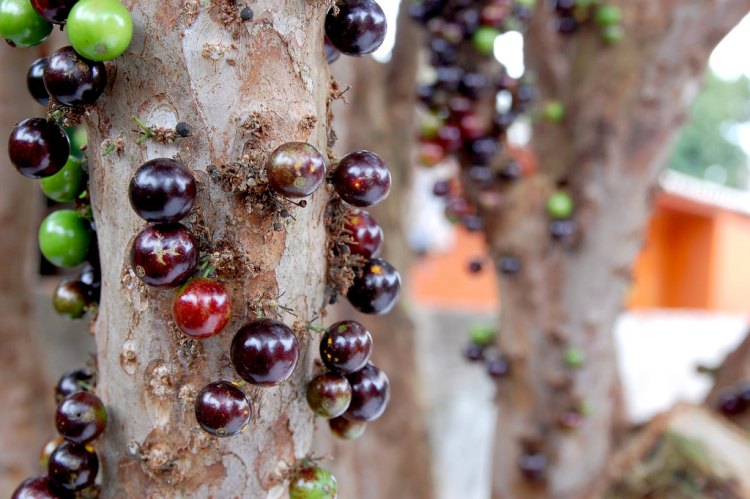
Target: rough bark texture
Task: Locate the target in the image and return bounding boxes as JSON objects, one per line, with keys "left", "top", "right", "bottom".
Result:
{"left": 481, "top": 2, "right": 750, "bottom": 498}
{"left": 0, "top": 48, "right": 51, "bottom": 496}
{"left": 88, "top": 1, "right": 330, "bottom": 496}
{"left": 321, "top": 5, "right": 437, "bottom": 499}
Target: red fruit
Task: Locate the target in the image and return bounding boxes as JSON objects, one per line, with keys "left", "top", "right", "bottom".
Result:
{"left": 343, "top": 209, "right": 383, "bottom": 259}
{"left": 418, "top": 141, "right": 445, "bottom": 167}
{"left": 172, "top": 278, "right": 231, "bottom": 339}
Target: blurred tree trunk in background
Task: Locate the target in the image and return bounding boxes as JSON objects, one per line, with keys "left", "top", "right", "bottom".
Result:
{"left": 322, "top": 3, "right": 436, "bottom": 499}
{"left": 471, "top": 2, "right": 750, "bottom": 498}
{"left": 0, "top": 48, "right": 50, "bottom": 495}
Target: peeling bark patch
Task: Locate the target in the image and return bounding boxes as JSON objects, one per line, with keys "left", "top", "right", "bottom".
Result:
{"left": 182, "top": 0, "right": 201, "bottom": 26}
{"left": 255, "top": 414, "right": 295, "bottom": 490}
{"left": 147, "top": 361, "right": 175, "bottom": 399}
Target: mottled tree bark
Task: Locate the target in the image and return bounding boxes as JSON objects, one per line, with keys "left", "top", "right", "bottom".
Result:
{"left": 88, "top": 1, "right": 330, "bottom": 496}
{"left": 322, "top": 5, "right": 436, "bottom": 498}
{"left": 0, "top": 48, "right": 51, "bottom": 496}
{"left": 479, "top": 2, "right": 750, "bottom": 498}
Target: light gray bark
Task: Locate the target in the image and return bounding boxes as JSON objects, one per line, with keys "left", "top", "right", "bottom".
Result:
{"left": 88, "top": 2, "right": 330, "bottom": 496}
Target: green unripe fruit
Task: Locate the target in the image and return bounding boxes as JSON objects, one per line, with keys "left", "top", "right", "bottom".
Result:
{"left": 0, "top": 0, "right": 52, "bottom": 47}
{"left": 472, "top": 26, "right": 500, "bottom": 56}
{"left": 289, "top": 462, "right": 337, "bottom": 499}
{"left": 543, "top": 101, "right": 565, "bottom": 123}
{"left": 564, "top": 347, "right": 586, "bottom": 368}
{"left": 66, "top": 126, "right": 88, "bottom": 159}
{"left": 547, "top": 191, "right": 574, "bottom": 219}
{"left": 596, "top": 5, "right": 622, "bottom": 26}
{"left": 66, "top": 0, "right": 133, "bottom": 61}
{"left": 39, "top": 156, "right": 86, "bottom": 202}
{"left": 469, "top": 324, "right": 496, "bottom": 347}
{"left": 39, "top": 209, "right": 92, "bottom": 267}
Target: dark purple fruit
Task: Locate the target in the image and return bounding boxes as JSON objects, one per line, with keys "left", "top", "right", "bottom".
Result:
{"left": 463, "top": 342, "right": 485, "bottom": 362}
{"left": 497, "top": 255, "right": 521, "bottom": 275}
{"left": 518, "top": 452, "right": 547, "bottom": 483}
{"left": 55, "top": 391, "right": 107, "bottom": 444}
{"left": 194, "top": 381, "right": 251, "bottom": 437}
{"left": 324, "top": 35, "right": 340, "bottom": 64}
{"left": 128, "top": 158, "right": 197, "bottom": 223}
{"left": 43, "top": 46, "right": 107, "bottom": 107}
{"left": 266, "top": 142, "right": 327, "bottom": 198}
{"left": 11, "top": 476, "right": 65, "bottom": 499}
{"left": 9, "top": 118, "right": 69, "bottom": 179}
{"left": 78, "top": 262, "right": 101, "bottom": 304}
{"left": 48, "top": 442, "right": 98, "bottom": 492}
{"left": 487, "top": 356, "right": 510, "bottom": 379}
{"left": 130, "top": 223, "right": 198, "bottom": 288}
{"left": 346, "top": 258, "right": 401, "bottom": 315}
{"left": 26, "top": 57, "right": 49, "bottom": 105}
{"left": 344, "top": 363, "right": 389, "bottom": 422}
{"left": 329, "top": 415, "right": 366, "bottom": 440}
{"left": 30, "top": 0, "right": 79, "bottom": 24}
{"left": 306, "top": 372, "right": 352, "bottom": 418}
{"left": 55, "top": 368, "right": 95, "bottom": 404}
{"left": 230, "top": 319, "right": 300, "bottom": 386}
{"left": 718, "top": 390, "right": 745, "bottom": 416}
{"left": 320, "top": 320, "right": 373, "bottom": 374}
{"left": 324, "top": 0, "right": 387, "bottom": 56}
{"left": 333, "top": 150, "right": 391, "bottom": 207}
{"left": 343, "top": 209, "right": 383, "bottom": 258}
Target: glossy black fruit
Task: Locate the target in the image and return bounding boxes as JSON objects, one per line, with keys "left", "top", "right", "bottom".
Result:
{"left": 346, "top": 258, "right": 401, "bottom": 315}
{"left": 325, "top": 0, "right": 387, "bottom": 56}
{"left": 43, "top": 46, "right": 107, "bottom": 107}
{"left": 9, "top": 118, "right": 69, "bottom": 179}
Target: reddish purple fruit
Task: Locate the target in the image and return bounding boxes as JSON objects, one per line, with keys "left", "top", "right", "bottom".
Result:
{"left": 346, "top": 258, "right": 401, "bottom": 315}
{"left": 320, "top": 320, "right": 373, "bottom": 374}
{"left": 43, "top": 47, "right": 107, "bottom": 107}
{"left": 266, "top": 142, "right": 327, "bottom": 198}
{"left": 325, "top": 0, "right": 387, "bottom": 56}
{"left": 128, "top": 158, "right": 196, "bottom": 223}
{"left": 195, "top": 381, "right": 251, "bottom": 437}
{"left": 26, "top": 57, "right": 49, "bottom": 106}
{"left": 329, "top": 415, "right": 367, "bottom": 440}
{"left": 55, "top": 368, "right": 95, "bottom": 404}
{"left": 230, "top": 319, "right": 300, "bottom": 386}
{"left": 9, "top": 118, "right": 69, "bottom": 179}
{"left": 306, "top": 372, "right": 352, "bottom": 418}
{"left": 30, "top": 0, "right": 79, "bottom": 24}
{"left": 343, "top": 209, "right": 383, "bottom": 258}
{"left": 172, "top": 278, "right": 231, "bottom": 339}
{"left": 333, "top": 150, "right": 391, "bottom": 207}
{"left": 518, "top": 453, "right": 547, "bottom": 483}
{"left": 130, "top": 223, "right": 198, "bottom": 288}
{"left": 55, "top": 391, "right": 107, "bottom": 444}
{"left": 345, "top": 363, "right": 390, "bottom": 422}
{"left": 11, "top": 476, "right": 65, "bottom": 499}
{"left": 48, "top": 442, "right": 98, "bottom": 492}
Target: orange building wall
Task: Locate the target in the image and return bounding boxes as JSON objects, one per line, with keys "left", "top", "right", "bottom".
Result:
{"left": 708, "top": 212, "right": 750, "bottom": 313}
{"left": 411, "top": 193, "right": 750, "bottom": 313}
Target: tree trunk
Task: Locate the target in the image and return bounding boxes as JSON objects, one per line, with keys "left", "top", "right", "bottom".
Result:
{"left": 88, "top": 2, "right": 330, "bottom": 496}
{"left": 705, "top": 329, "right": 750, "bottom": 429}
{"left": 321, "top": 5, "right": 436, "bottom": 498}
{"left": 0, "top": 48, "right": 51, "bottom": 496}
{"left": 480, "top": 2, "right": 750, "bottom": 498}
